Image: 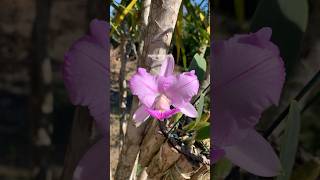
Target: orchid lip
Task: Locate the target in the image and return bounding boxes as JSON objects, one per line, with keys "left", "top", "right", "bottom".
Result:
{"left": 146, "top": 108, "right": 180, "bottom": 120}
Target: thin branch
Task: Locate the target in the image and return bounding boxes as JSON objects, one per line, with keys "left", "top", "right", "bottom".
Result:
{"left": 263, "top": 70, "right": 320, "bottom": 138}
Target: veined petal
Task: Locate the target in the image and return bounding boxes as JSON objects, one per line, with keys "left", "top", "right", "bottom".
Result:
{"left": 178, "top": 102, "right": 197, "bottom": 118}
{"left": 159, "top": 54, "right": 175, "bottom": 77}
{"left": 157, "top": 75, "right": 176, "bottom": 93}
{"left": 166, "top": 70, "right": 199, "bottom": 107}
{"left": 63, "top": 19, "right": 108, "bottom": 135}
{"left": 73, "top": 137, "right": 107, "bottom": 180}
{"left": 224, "top": 129, "right": 281, "bottom": 177}
{"left": 129, "top": 68, "right": 159, "bottom": 108}
{"left": 213, "top": 28, "right": 285, "bottom": 146}
{"left": 146, "top": 108, "right": 180, "bottom": 120}
{"left": 133, "top": 105, "right": 150, "bottom": 127}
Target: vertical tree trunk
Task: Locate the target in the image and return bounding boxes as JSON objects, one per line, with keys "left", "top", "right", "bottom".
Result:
{"left": 60, "top": 107, "right": 95, "bottom": 180}
{"left": 119, "top": 33, "right": 129, "bottom": 149}
{"left": 137, "top": 0, "right": 183, "bottom": 169}
{"left": 115, "top": 0, "right": 182, "bottom": 179}
{"left": 29, "top": 0, "right": 53, "bottom": 179}
{"left": 138, "top": 0, "right": 151, "bottom": 64}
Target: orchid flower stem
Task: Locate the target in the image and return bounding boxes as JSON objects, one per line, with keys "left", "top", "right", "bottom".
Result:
{"left": 302, "top": 91, "right": 320, "bottom": 114}
{"left": 193, "top": 83, "right": 210, "bottom": 104}
{"left": 263, "top": 70, "right": 320, "bottom": 138}
{"left": 167, "top": 118, "right": 181, "bottom": 135}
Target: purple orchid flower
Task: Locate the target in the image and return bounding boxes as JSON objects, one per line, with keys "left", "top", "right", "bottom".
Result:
{"left": 73, "top": 137, "right": 107, "bottom": 180}
{"left": 212, "top": 27, "right": 285, "bottom": 176}
{"left": 129, "top": 55, "right": 200, "bottom": 126}
{"left": 63, "top": 19, "right": 108, "bottom": 135}
{"left": 63, "top": 19, "right": 108, "bottom": 180}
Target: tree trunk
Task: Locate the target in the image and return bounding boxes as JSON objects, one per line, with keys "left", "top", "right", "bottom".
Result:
{"left": 29, "top": 0, "right": 53, "bottom": 179}
{"left": 119, "top": 33, "right": 129, "bottom": 149}
{"left": 60, "top": 107, "right": 96, "bottom": 180}
{"left": 138, "top": 0, "right": 151, "bottom": 64}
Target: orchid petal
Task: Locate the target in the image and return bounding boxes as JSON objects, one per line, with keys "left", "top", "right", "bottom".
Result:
{"left": 133, "top": 105, "right": 150, "bottom": 127}
{"left": 212, "top": 148, "right": 225, "bottom": 163}
{"left": 89, "top": 19, "right": 108, "bottom": 49}
{"left": 73, "top": 137, "right": 107, "bottom": 180}
{"left": 166, "top": 70, "right": 199, "bottom": 107}
{"left": 129, "top": 68, "right": 159, "bottom": 108}
{"left": 157, "top": 75, "right": 176, "bottom": 93}
{"left": 224, "top": 129, "right": 281, "bottom": 177}
{"left": 63, "top": 19, "right": 108, "bottom": 134}
{"left": 178, "top": 103, "right": 198, "bottom": 118}
{"left": 159, "top": 54, "right": 175, "bottom": 77}
{"left": 213, "top": 29, "right": 285, "bottom": 146}
{"left": 237, "top": 27, "right": 280, "bottom": 56}
{"left": 146, "top": 108, "right": 180, "bottom": 120}
{"left": 213, "top": 110, "right": 249, "bottom": 147}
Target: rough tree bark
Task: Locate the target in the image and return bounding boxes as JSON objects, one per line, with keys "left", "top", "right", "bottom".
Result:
{"left": 29, "top": 0, "right": 53, "bottom": 179}
{"left": 119, "top": 31, "right": 129, "bottom": 149}
{"left": 115, "top": 0, "right": 182, "bottom": 179}
{"left": 138, "top": 0, "right": 151, "bottom": 63}
{"left": 60, "top": 107, "right": 96, "bottom": 180}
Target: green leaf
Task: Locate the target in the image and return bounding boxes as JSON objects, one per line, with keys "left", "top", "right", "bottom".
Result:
{"left": 183, "top": 94, "right": 206, "bottom": 131}
{"left": 195, "top": 124, "right": 210, "bottom": 140}
{"left": 171, "top": 112, "right": 183, "bottom": 124}
{"left": 189, "top": 53, "right": 207, "bottom": 81}
{"left": 174, "top": 6, "right": 185, "bottom": 67}
{"left": 183, "top": 121, "right": 209, "bottom": 131}
{"left": 234, "top": 0, "right": 245, "bottom": 25}
{"left": 212, "top": 158, "right": 233, "bottom": 179}
{"left": 250, "top": 0, "right": 308, "bottom": 76}
{"left": 195, "top": 94, "right": 205, "bottom": 121}
{"left": 290, "top": 160, "right": 320, "bottom": 180}
{"left": 111, "top": 0, "right": 138, "bottom": 35}
{"left": 277, "top": 100, "right": 301, "bottom": 180}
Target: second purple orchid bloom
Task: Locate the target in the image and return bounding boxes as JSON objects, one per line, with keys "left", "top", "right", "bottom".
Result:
{"left": 213, "top": 27, "right": 285, "bottom": 176}
{"left": 63, "top": 19, "right": 108, "bottom": 180}
{"left": 129, "top": 55, "right": 200, "bottom": 126}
